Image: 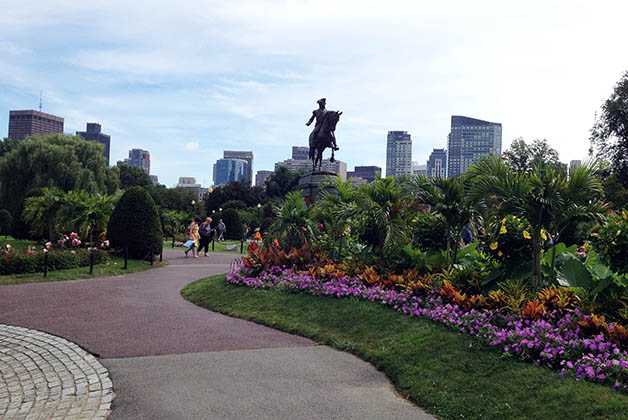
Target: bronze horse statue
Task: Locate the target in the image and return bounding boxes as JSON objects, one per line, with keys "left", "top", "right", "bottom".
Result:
{"left": 309, "top": 110, "right": 342, "bottom": 171}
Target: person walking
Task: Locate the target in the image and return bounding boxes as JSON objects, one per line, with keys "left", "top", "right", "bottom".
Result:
{"left": 217, "top": 219, "right": 226, "bottom": 241}
{"left": 198, "top": 217, "right": 213, "bottom": 257}
{"left": 184, "top": 217, "right": 201, "bottom": 258}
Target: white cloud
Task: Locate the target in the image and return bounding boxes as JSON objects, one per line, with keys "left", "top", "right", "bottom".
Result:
{"left": 185, "top": 141, "right": 200, "bottom": 152}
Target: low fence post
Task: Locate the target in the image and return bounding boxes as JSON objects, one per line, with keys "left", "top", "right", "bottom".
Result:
{"left": 212, "top": 238, "right": 215, "bottom": 251}
{"left": 240, "top": 239, "right": 244, "bottom": 254}
{"left": 159, "top": 247, "right": 163, "bottom": 262}
{"left": 89, "top": 249, "right": 94, "bottom": 274}
{"left": 43, "top": 251, "right": 48, "bottom": 278}
{"left": 150, "top": 248, "right": 154, "bottom": 266}
{"left": 172, "top": 234, "right": 175, "bottom": 248}
{"left": 124, "top": 245, "right": 128, "bottom": 270}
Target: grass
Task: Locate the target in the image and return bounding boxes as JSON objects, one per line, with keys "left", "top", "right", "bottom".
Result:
{"left": 0, "top": 255, "right": 165, "bottom": 286}
{"left": 0, "top": 235, "right": 39, "bottom": 251}
{"left": 164, "top": 238, "right": 249, "bottom": 254}
{"left": 182, "top": 274, "right": 628, "bottom": 420}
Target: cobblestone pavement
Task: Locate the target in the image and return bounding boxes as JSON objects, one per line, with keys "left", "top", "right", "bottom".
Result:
{"left": 0, "top": 324, "right": 113, "bottom": 420}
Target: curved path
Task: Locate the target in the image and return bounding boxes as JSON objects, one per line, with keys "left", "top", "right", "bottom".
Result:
{"left": 0, "top": 249, "right": 435, "bottom": 419}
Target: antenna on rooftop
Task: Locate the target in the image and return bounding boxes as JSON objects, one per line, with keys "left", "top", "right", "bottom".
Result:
{"left": 39, "top": 90, "right": 43, "bottom": 112}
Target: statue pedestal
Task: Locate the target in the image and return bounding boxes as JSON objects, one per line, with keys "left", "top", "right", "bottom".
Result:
{"left": 298, "top": 171, "right": 337, "bottom": 202}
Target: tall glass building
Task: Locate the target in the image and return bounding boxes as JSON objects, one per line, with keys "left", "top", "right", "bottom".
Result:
{"left": 386, "top": 131, "right": 412, "bottom": 178}
{"left": 447, "top": 116, "right": 501, "bottom": 178}
{"left": 214, "top": 158, "right": 249, "bottom": 186}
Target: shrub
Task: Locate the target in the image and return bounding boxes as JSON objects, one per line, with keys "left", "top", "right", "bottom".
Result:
{"left": 0, "top": 209, "right": 11, "bottom": 237}
{"left": 409, "top": 211, "right": 447, "bottom": 251}
{"left": 222, "top": 208, "right": 243, "bottom": 240}
{"left": 592, "top": 211, "right": 628, "bottom": 274}
{"left": 221, "top": 200, "right": 247, "bottom": 210}
{"left": 107, "top": 186, "right": 163, "bottom": 259}
{"left": 0, "top": 248, "right": 108, "bottom": 275}
{"left": 484, "top": 214, "right": 534, "bottom": 264}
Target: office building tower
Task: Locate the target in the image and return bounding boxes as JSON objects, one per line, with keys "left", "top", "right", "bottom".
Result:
{"left": 255, "top": 170, "right": 273, "bottom": 188}
{"left": 447, "top": 116, "right": 502, "bottom": 178}
{"left": 149, "top": 175, "right": 159, "bottom": 185}
{"left": 412, "top": 161, "right": 427, "bottom": 177}
{"left": 569, "top": 160, "right": 582, "bottom": 177}
{"left": 386, "top": 131, "right": 412, "bottom": 178}
{"left": 347, "top": 166, "right": 382, "bottom": 184}
{"left": 292, "top": 146, "right": 310, "bottom": 160}
{"left": 8, "top": 110, "right": 64, "bottom": 140}
{"left": 176, "top": 177, "right": 203, "bottom": 200}
{"left": 223, "top": 151, "right": 253, "bottom": 185}
{"left": 214, "top": 158, "right": 249, "bottom": 186}
{"left": 76, "top": 123, "right": 111, "bottom": 165}
{"left": 427, "top": 148, "right": 447, "bottom": 178}
{"left": 275, "top": 159, "right": 347, "bottom": 181}
{"left": 117, "top": 149, "right": 150, "bottom": 174}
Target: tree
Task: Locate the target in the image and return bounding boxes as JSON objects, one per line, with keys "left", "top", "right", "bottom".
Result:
{"left": 0, "top": 209, "right": 12, "bottom": 238}
{"left": 222, "top": 208, "right": 243, "bottom": 240}
{"left": 0, "top": 134, "right": 119, "bottom": 228}
{"left": 107, "top": 186, "right": 163, "bottom": 259}
{"left": 312, "top": 177, "right": 356, "bottom": 259}
{"left": 267, "top": 191, "right": 313, "bottom": 249}
{"left": 118, "top": 164, "right": 152, "bottom": 190}
{"left": 264, "top": 166, "right": 301, "bottom": 198}
{"left": 57, "top": 190, "right": 118, "bottom": 244}
{"left": 410, "top": 175, "right": 473, "bottom": 266}
{"left": 204, "top": 181, "right": 265, "bottom": 213}
{"left": 22, "top": 188, "right": 64, "bottom": 241}
{"left": 502, "top": 138, "right": 563, "bottom": 174}
{"left": 338, "top": 176, "right": 410, "bottom": 259}
{"left": 467, "top": 155, "right": 606, "bottom": 289}
{"left": 591, "top": 71, "right": 628, "bottom": 183}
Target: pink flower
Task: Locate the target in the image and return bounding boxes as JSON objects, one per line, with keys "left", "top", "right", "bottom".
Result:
{"left": 104, "top": 240, "right": 110, "bottom": 247}
{"left": 72, "top": 238, "right": 81, "bottom": 246}
{"left": 70, "top": 250, "right": 76, "bottom": 254}
{"left": 45, "top": 242, "right": 51, "bottom": 249}
{"left": 43, "top": 248, "right": 48, "bottom": 253}
{"left": 70, "top": 232, "right": 78, "bottom": 239}
{"left": 6, "top": 244, "right": 11, "bottom": 251}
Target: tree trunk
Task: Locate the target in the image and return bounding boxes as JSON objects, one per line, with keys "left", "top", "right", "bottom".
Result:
{"left": 549, "top": 241, "right": 558, "bottom": 283}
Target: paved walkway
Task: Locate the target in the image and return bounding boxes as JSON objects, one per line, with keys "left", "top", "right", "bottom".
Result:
{"left": 0, "top": 249, "right": 436, "bottom": 419}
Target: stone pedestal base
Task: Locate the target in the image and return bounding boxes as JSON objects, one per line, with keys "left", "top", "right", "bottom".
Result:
{"left": 298, "top": 171, "right": 338, "bottom": 202}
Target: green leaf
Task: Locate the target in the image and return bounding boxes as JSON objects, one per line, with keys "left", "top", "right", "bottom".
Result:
{"left": 591, "top": 262, "right": 613, "bottom": 281}
{"left": 557, "top": 258, "right": 593, "bottom": 289}
{"left": 482, "top": 266, "right": 505, "bottom": 286}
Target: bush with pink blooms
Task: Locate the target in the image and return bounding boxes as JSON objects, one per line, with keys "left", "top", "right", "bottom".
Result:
{"left": 228, "top": 264, "right": 628, "bottom": 392}
{"left": 0, "top": 233, "right": 109, "bottom": 275}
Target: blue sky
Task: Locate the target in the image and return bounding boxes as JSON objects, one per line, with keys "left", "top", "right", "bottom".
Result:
{"left": 2, "top": 1, "right": 628, "bottom": 187}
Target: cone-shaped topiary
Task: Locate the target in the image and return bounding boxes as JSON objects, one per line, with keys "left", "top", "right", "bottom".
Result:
{"left": 107, "top": 186, "right": 163, "bottom": 259}
{"left": 222, "top": 208, "right": 243, "bottom": 240}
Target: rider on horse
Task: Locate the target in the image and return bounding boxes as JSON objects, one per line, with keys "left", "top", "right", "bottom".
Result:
{"left": 306, "top": 98, "right": 339, "bottom": 152}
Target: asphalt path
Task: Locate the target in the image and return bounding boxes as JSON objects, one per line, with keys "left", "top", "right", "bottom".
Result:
{"left": 0, "top": 248, "right": 436, "bottom": 419}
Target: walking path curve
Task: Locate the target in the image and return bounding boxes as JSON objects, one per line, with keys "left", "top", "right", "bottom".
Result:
{"left": 0, "top": 249, "right": 435, "bottom": 419}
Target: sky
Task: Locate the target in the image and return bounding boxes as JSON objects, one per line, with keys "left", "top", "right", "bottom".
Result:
{"left": 1, "top": 0, "right": 628, "bottom": 187}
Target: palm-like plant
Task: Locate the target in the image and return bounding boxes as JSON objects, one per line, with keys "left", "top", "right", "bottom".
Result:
{"left": 312, "top": 176, "right": 356, "bottom": 258}
{"left": 22, "top": 187, "right": 64, "bottom": 240}
{"left": 268, "top": 191, "right": 313, "bottom": 249}
{"left": 467, "top": 155, "right": 607, "bottom": 289}
{"left": 409, "top": 175, "right": 474, "bottom": 267}
{"left": 57, "top": 190, "right": 118, "bottom": 244}
{"left": 338, "top": 176, "right": 410, "bottom": 258}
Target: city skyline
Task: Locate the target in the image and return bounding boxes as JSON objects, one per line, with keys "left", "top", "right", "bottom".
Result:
{"left": 2, "top": 2, "right": 627, "bottom": 186}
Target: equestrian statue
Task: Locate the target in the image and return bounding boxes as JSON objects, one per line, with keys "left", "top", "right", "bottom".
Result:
{"left": 306, "top": 98, "right": 342, "bottom": 171}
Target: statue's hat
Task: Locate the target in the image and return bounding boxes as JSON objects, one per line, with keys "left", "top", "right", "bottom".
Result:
{"left": 317, "top": 97, "right": 326, "bottom": 104}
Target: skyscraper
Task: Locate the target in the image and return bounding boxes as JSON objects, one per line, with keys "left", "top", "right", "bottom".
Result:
{"left": 255, "top": 170, "right": 273, "bottom": 188}
{"left": 347, "top": 166, "right": 381, "bottom": 184}
{"left": 8, "top": 110, "right": 64, "bottom": 140}
{"left": 223, "top": 151, "right": 253, "bottom": 185}
{"left": 76, "top": 123, "right": 111, "bottom": 166}
{"left": 427, "top": 148, "right": 447, "bottom": 178}
{"left": 117, "top": 149, "right": 150, "bottom": 174}
{"left": 386, "top": 131, "right": 412, "bottom": 178}
{"left": 292, "top": 146, "right": 310, "bottom": 160}
{"left": 447, "top": 116, "right": 502, "bottom": 178}
{"left": 214, "top": 158, "right": 249, "bottom": 186}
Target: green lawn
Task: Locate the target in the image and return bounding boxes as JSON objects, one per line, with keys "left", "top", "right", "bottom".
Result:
{"left": 182, "top": 274, "right": 628, "bottom": 420}
{"left": 164, "top": 239, "right": 249, "bottom": 254}
{"left": 0, "top": 235, "right": 41, "bottom": 251}
{"left": 0, "top": 255, "right": 165, "bottom": 286}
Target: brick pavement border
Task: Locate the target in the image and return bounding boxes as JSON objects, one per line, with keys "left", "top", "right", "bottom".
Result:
{"left": 0, "top": 324, "right": 113, "bottom": 420}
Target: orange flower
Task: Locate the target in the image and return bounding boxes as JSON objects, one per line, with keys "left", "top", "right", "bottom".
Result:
{"left": 302, "top": 226, "right": 308, "bottom": 231}
{"left": 273, "top": 239, "right": 279, "bottom": 247}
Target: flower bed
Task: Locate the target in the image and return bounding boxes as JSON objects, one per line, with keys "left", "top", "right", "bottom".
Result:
{"left": 228, "top": 265, "right": 628, "bottom": 392}
{"left": 0, "top": 247, "right": 109, "bottom": 275}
